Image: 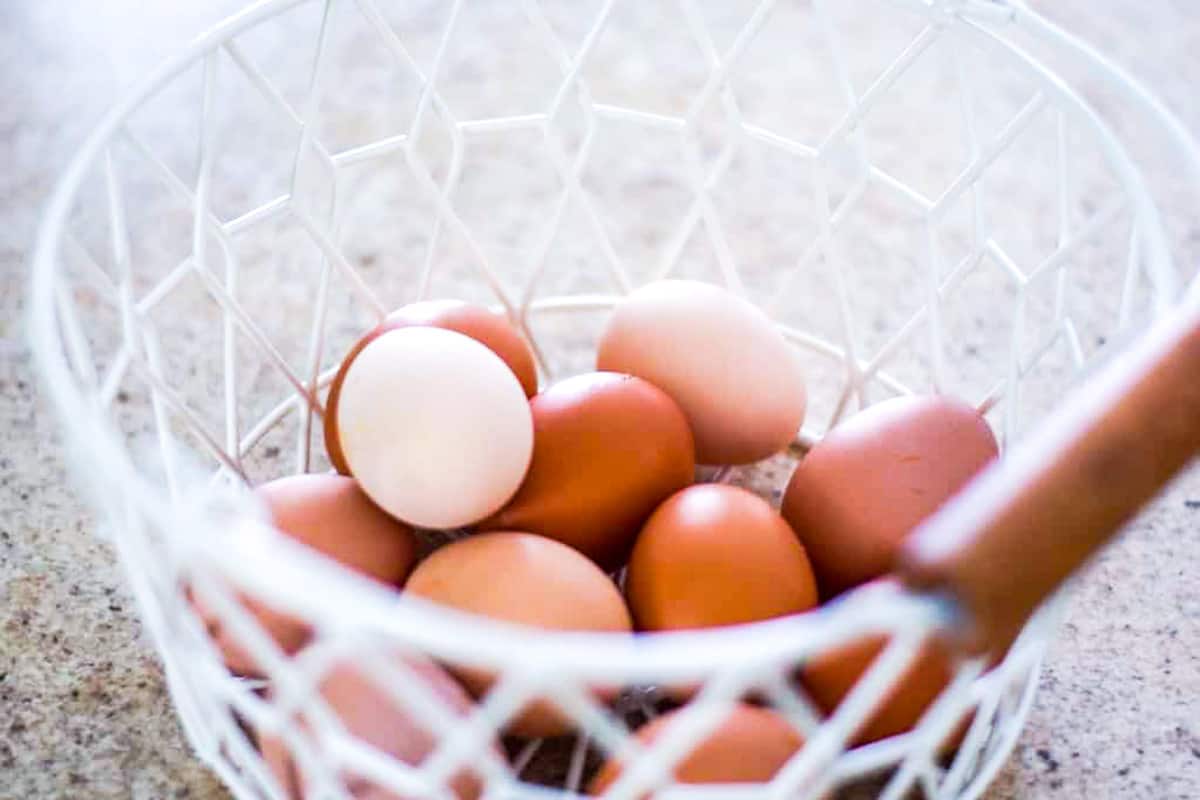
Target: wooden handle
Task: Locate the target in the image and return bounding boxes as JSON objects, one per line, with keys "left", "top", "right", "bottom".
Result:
{"left": 899, "top": 291, "right": 1200, "bottom": 656}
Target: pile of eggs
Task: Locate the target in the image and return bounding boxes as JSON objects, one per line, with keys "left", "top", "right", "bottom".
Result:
{"left": 202, "top": 279, "right": 999, "bottom": 798}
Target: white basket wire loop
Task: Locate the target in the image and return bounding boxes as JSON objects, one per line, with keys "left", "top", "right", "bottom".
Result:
{"left": 29, "top": 0, "right": 1200, "bottom": 797}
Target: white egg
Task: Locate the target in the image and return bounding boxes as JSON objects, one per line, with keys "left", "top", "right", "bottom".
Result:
{"left": 597, "top": 280, "right": 807, "bottom": 465}
{"left": 336, "top": 326, "right": 534, "bottom": 528}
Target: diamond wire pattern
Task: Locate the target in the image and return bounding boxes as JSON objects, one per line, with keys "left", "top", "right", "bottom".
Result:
{"left": 90, "top": 0, "right": 1137, "bottom": 474}
{"left": 43, "top": 0, "right": 1159, "bottom": 797}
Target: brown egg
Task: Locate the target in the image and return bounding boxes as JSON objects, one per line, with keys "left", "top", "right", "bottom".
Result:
{"left": 405, "top": 532, "right": 632, "bottom": 738}
{"left": 198, "top": 474, "right": 418, "bottom": 677}
{"left": 589, "top": 704, "right": 804, "bottom": 795}
{"left": 325, "top": 300, "right": 538, "bottom": 474}
{"left": 478, "top": 372, "right": 695, "bottom": 570}
{"left": 781, "top": 396, "right": 998, "bottom": 599}
{"left": 798, "top": 583, "right": 960, "bottom": 747}
{"left": 799, "top": 634, "right": 957, "bottom": 749}
{"left": 626, "top": 484, "right": 818, "bottom": 633}
{"left": 260, "top": 652, "right": 495, "bottom": 799}
{"left": 597, "top": 280, "right": 807, "bottom": 465}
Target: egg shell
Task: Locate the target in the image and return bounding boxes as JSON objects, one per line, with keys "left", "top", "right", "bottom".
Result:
{"left": 781, "top": 395, "right": 999, "bottom": 599}
{"left": 325, "top": 300, "right": 538, "bottom": 474}
{"left": 589, "top": 704, "right": 804, "bottom": 795}
{"left": 336, "top": 327, "right": 534, "bottom": 529}
{"left": 596, "top": 280, "right": 806, "bottom": 465}
{"left": 198, "top": 474, "right": 417, "bottom": 677}
{"left": 478, "top": 372, "right": 695, "bottom": 570}
{"left": 799, "top": 635, "right": 959, "bottom": 749}
{"left": 260, "top": 652, "right": 494, "bottom": 799}
{"left": 405, "top": 532, "right": 633, "bottom": 738}
{"left": 798, "top": 584, "right": 963, "bottom": 748}
{"left": 626, "top": 484, "right": 818, "bottom": 632}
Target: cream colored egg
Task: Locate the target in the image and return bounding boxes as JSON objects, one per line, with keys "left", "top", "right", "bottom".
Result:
{"left": 336, "top": 326, "right": 533, "bottom": 528}
{"left": 597, "top": 280, "right": 807, "bottom": 465}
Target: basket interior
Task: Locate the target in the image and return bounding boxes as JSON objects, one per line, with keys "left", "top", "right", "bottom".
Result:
{"left": 49, "top": 0, "right": 1167, "bottom": 487}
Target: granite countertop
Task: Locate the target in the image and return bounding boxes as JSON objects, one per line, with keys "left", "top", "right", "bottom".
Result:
{"left": 1, "top": 1, "right": 1198, "bottom": 798}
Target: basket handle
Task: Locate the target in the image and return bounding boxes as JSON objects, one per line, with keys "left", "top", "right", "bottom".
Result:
{"left": 898, "top": 290, "right": 1200, "bottom": 656}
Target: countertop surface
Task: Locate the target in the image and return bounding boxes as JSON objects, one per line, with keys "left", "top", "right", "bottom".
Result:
{"left": 2, "top": 1, "right": 1199, "bottom": 798}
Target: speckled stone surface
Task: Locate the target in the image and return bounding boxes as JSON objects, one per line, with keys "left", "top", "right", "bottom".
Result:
{"left": 1, "top": 1, "right": 1198, "bottom": 799}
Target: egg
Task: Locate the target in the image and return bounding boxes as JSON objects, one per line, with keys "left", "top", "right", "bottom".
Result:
{"left": 335, "top": 327, "right": 534, "bottom": 529}
{"left": 405, "top": 532, "right": 632, "bottom": 738}
{"left": 597, "top": 280, "right": 806, "bottom": 465}
{"left": 478, "top": 372, "right": 695, "bottom": 570}
{"left": 589, "top": 704, "right": 804, "bottom": 795}
{"left": 326, "top": 300, "right": 539, "bottom": 474}
{"left": 198, "top": 474, "right": 418, "bottom": 677}
{"left": 260, "top": 652, "right": 495, "bottom": 799}
{"left": 798, "top": 582, "right": 960, "bottom": 747}
{"left": 626, "top": 484, "right": 818, "bottom": 632}
{"left": 781, "top": 395, "right": 999, "bottom": 599}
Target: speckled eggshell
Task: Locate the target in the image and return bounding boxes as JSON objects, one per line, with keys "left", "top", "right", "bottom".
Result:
{"left": 325, "top": 300, "right": 538, "bottom": 474}
{"left": 335, "top": 327, "right": 533, "bottom": 529}
{"left": 197, "top": 474, "right": 418, "bottom": 677}
{"left": 589, "top": 704, "right": 804, "bottom": 796}
{"left": 781, "top": 395, "right": 999, "bottom": 599}
{"left": 597, "top": 280, "right": 806, "bottom": 465}
{"left": 625, "top": 483, "right": 818, "bottom": 632}
{"left": 260, "top": 653, "right": 495, "bottom": 799}
{"left": 478, "top": 372, "right": 695, "bottom": 570}
{"left": 405, "top": 532, "right": 632, "bottom": 738}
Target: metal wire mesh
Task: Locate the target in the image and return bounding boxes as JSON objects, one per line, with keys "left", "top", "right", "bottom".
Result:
{"left": 28, "top": 0, "right": 1200, "bottom": 798}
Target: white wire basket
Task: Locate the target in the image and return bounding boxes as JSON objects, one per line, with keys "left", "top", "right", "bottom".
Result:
{"left": 28, "top": 0, "right": 1200, "bottom": 798}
